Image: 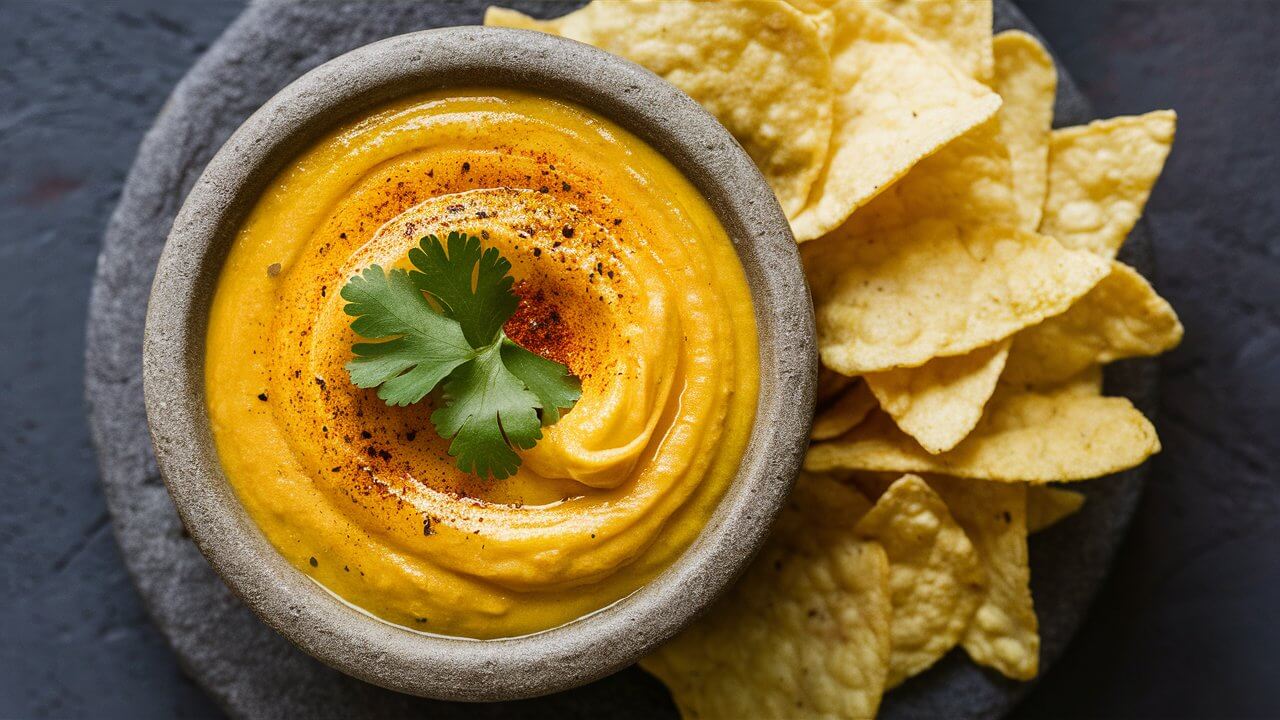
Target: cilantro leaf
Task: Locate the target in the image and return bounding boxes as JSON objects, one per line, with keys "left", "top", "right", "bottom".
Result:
{"left": 408, "top": 232, "right": 520, "bottom": 348}
{"left": 429, "top": 342, "right": 544, "bottom": 479}
{"left": 500, "top": 339, "right": 581, "bottom": 425}
{"left": 341, "top": 233, "right": 581, "bottom": 479}
{"left": 340, "top": 265, "right": 475, "bottom": 406}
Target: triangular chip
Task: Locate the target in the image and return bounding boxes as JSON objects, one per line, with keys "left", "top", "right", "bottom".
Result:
{"left": 1040, "top": 110, "right": 1177, "bottom": 257}
{"left": 485, "top": 1, "right": 834, "bottom": 217}
{"left": 864, "top": 0, "right": 994, "bottom": 81}
{"left": 928, "top": 477, "right": 1038, "bottom": 680}
{"left": 813, "top": 378, "right": 878, "bottom": 441}
{"left": 1026, "top": 486, "right": 1086, "bottom": 534}
{"left": 864, "top": 339, "right": 1011, "bottom": 454}
{"left": 641, "top": 474, "right": 891, "bottom": 719}
{"left": 1003, "top": 260, "right": 1183, "bottom": 385}
{"left": 856, "top": 474, "right": 985, "bottom": 687}
{"left": 992, "top": 30, "right": 1057, "bottom": 230}
{"left": 845, "top": 115, "right": 1018, "bottom": 234}
{"left": 803, "top": 219, "right": 1110, "bottom": 374}
{"left": 806, "top": 385, "right": 1161, "bottom": 482}
{"left": 787, "top": 0, "right": 1001, "bottom": 240}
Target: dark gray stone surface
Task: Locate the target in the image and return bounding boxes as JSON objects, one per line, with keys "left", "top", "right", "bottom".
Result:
{"left": 2, "top": 0, "right": 1277, "bottom": 718}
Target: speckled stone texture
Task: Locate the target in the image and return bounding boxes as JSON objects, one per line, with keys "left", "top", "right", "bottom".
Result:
{"left": 42, "top": 0, "right": 1269, "bottom": 712}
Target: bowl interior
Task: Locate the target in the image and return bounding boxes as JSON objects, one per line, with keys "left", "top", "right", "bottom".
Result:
{"left": 142, "top": 26, "right": 815, "bottom": 700}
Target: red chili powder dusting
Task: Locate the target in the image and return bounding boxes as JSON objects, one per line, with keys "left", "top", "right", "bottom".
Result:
{"left": 504, "top": 280, "right": 578, "bottom": 371}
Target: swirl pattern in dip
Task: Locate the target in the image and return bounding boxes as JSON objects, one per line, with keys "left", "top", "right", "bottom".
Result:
{"left": 204, "top": 89, "right": 759, "bottom": 638}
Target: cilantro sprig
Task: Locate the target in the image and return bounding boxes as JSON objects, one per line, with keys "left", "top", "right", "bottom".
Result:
{"left": 341, "top": 232, "right": 581, "bottom": 479}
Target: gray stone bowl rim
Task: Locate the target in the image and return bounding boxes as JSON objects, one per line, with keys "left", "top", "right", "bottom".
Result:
{"left": 141, "top": 26, "right": 815, "bottom": 701}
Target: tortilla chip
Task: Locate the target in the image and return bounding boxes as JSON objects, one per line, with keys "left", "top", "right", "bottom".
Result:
{"left": 1002, "top": 260, "right": 1183, "bottom": 385}
{"left": 1026, "top": 486, "right": 1086, "bottom": 534}
{"left": 864, "top": 339, "right": 1011, "bottom": 454}
{"left": 864, "top": 0, "right": 994, "bottom": 81}
{"left": 787, "top": 0, "right": 1001, "bottom": 241}
{"left": 812, "top": 378, "right": 878, "bottom": 441}
{"left": 992, "top": 30, "right": 1057, "bottom": 230}
{"left": 641, "top": 474, "right": 891, "bottom": 719}
{"left": 806, "top": 385, "right": 1161, "bottom": 482}
{"left": 856, "top": 474, "right": 985, "bottom": 687}
{"left": 484, "top": 2, "right": 834, "bottom": 218}
{"left": 1040, "top": 110, "right": 1177, "bottom": 257}
{"left": 846, "top": 115, "right": 1018, "bottom": 234}
{"left": 928, "top": 477, "right": 1038, "bottom": 680}
{"left": 803, "top": 219, "right": 1110, "bottom": 374}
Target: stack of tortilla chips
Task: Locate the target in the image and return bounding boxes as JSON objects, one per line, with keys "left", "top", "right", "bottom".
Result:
{"left": 488, "top": 2, "right": 1181, "bottom": 716}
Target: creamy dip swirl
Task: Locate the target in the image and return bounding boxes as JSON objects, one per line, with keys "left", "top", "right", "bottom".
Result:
{"left": 205, "top": 90, "right": 758, "bottom": 638}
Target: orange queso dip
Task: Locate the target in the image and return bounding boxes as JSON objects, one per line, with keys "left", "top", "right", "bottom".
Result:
{"left": 204, "top": 89, "right": 759, "bottom": 638}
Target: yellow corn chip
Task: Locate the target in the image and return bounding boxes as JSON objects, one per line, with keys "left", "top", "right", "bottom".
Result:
{"left": 803, "top": 219, "right": 1110, "bottom": 374}
{"left": 928, "top": 477, "right": 1038, "bottom": 680}
{"left": 787, "top": 0, "right": 1001, "bottom": 241}
{"left": 1026, "top": 486, "right": 1086, "bottom": 534}
{"left": 812, "top": 378, "right": 878, "bottom": 441}
{"left": 865, "top": 0, "right": 994, "bottom": 81}
{"left": 856, "top": 474, "right": 985, "bottom": 687}
{"left": 1003, "top": 260, "right": 1183, "bottom": 385}
{"left": 864, "top": 339, "right": 1011, "bottom": 454}
{"left": 641, "top": 474, "right": 891, "bottom": 719}
{"left": 992, "top": 30, "right": 1057, "bottom": 231}
{"left": 1040, "top": 110, "right": 1177, "bottom": 257}
{"left": 806, "top": 385, "right": 1161, "bottom": 482}
{"left": 484, "top": 2, "right": 834, "bottom": 218}
{"left": 846, "top": 115, "right": 1018, "bottom": 234}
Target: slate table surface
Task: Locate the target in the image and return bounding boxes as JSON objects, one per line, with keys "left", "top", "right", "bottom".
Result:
{"left": 1, "top": 1, "right": 1276, "bottom": 718}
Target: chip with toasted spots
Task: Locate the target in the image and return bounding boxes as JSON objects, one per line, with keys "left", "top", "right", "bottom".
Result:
{"left": 813, "top": 377, "right": 878, "bottom": 441}
{"left": 484, "top": 1, "right": 834, "bottom": 218}
{"left": 803, "top": 219, "right": 1109, "bottom": 374}
{"left": 640, "top": 474, "right": 891, "bottom": 719}
{"left": 1040, "top": 110, "right": 1177, "bottom": 257}
{"left": 865, "top": 339, "right": 1011, "bottom": 454}
{"left": 1003, "top": 260, "right": 1184, "bottom": 385}
{"left": 993, "top": 30, "right": 1058, "bottom": 231}
{"left": 927, "top": 477, "right": 1038, "bottom": 680}
{"left": 806, "top": 385, "right": 1161, "bottom": 482}
{"left": 786, "top": 0, "right": 1001, "bottom": 241}
{"left": 1027, "top": 486, "right": 1086, "bottom": 534}
{"left": 856, "top": 474, "right": 985, "bottom": 687}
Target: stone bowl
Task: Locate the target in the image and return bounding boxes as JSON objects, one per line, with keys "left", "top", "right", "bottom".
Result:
{"left": 141, "top": 26, "right": 815, "bottom": 702}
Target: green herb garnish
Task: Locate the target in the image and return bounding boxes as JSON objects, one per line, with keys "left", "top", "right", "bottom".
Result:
{"left": 341, "top": 232, "right": 580, "bottom": 479}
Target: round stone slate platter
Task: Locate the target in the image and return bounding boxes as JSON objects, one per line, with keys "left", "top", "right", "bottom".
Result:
{"left": 86, "top": 1, "right": 1158, "bottom": 718}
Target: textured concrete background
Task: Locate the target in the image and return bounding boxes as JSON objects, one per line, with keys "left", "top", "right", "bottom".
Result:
{"left": 1, "top": 0, "right": 1276, "bottom": 718}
